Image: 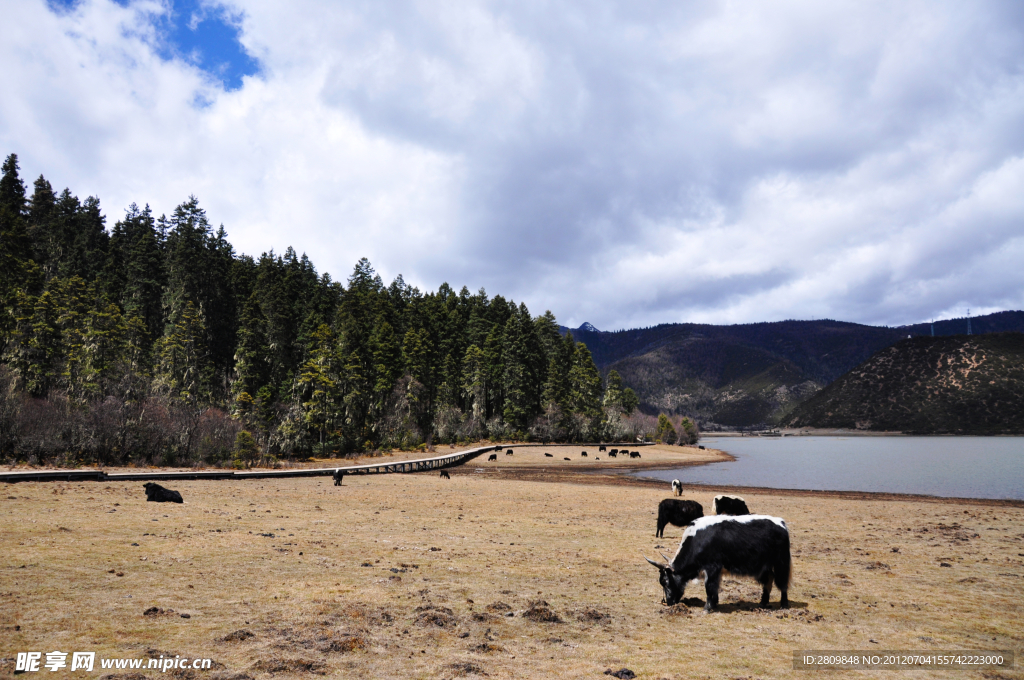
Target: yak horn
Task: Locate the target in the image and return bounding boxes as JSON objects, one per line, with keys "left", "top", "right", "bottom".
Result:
{"left": 659, "top": 551, "right": 671, "bottom": 563}
{"left": 643, "top": 554, "right": 668, "bottom": 569}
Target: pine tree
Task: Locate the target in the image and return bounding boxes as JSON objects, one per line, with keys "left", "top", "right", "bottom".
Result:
{"left": 501, "top": 305, "right": 541, "bottom": 432}
{"left": 81, "top": 299, "right": 141, "bottom": 402}
{"left": 0, "top": 154, "right": 26, "bottom": 215}
{"left": 107, "top": 203, "right": 165, "bottom": 345}
{"left": 295, "top": 323, "right": 342, "bottom": 451}
{"left": 17, "top": 290, "right": 61, "bottom": 397}
{"left": 678, "top": 416, "right": 699, "bottom": 445}
{"left": 621, "top": 387, "right": 639, "bottom": 415}
{"left": 232, "top": 292, "right": 272, "bottom": 422}
{"left": 568, "top": 342, "right": 602, "bottom": 418}
{"left": 369, "top": 318, "right": 401, "bottom": 412}
{"left": 51, "top": 277, "right": 91, "bottom": 402}
{"left": 0, "top": 155, "right": 38, "bottom": 352}
{"left": 153, "top": 300, "right": 214, "bottom": 406}
{"left": 482, "top": 323, "right": 505, "bottom": 419}
{"left": 603, "top": 369, "right": 624, "bottom": 409}
{"left": 534, "top": 310, "right": 562, "bottom": 365}
{"left": 27, "top": 174, "right": 56, "bottom": 263}
{"left": 462, "top": 344, "right": 487, "bottom": 422}
{"left": 654, "top": 413, "right": 678, "bottom": 444}
{"left": 163, "top": 197, "right": 235, "bottom": 387}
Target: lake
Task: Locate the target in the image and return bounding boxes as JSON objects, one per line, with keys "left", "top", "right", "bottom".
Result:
{"left": 635, "top": 436, "right": 1024, "bottom": 500}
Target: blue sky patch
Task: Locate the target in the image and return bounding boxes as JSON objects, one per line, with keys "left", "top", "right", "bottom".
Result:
{"left": 49, "top": 0, "right": 260, "bottom": 91}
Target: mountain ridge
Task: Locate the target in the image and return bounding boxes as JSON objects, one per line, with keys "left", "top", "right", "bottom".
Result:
{"left": 560, "top": 311, "right": 1024, "bottom": 428}
{"left": 782, "top": 332, "right": 1024, "bottom": 434}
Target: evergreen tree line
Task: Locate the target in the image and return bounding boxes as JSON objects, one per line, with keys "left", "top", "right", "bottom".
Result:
{"left": 0, "top": 153, "right": 679, "bottom": 466}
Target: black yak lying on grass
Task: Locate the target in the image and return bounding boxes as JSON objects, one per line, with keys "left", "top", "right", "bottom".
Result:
{"left": 143, "top": 482, "right": 183, "bottom": 503}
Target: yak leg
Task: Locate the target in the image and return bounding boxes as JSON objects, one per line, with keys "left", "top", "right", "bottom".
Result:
{"left": 656, "top": 521, "right": 664, "bottom": 538}
{"left": 703, "top": 567, "right": 722, "bottom": 611}
{"left": 759, "top": 575, "right": 774, "bottom": 608}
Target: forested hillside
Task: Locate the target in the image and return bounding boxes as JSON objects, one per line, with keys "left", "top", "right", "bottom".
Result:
{"left": 783, "top": 333, "right": 1024, "bottom": 433}
{"left": 565, "top": 314, "right": 1024, "bottom": 428}
{"left": 0, "top": 153, "right": 677, "bottom": 467}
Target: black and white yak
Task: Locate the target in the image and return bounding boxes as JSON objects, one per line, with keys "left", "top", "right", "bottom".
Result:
{"left": 656, "top": 498, "right": 703, "bottom": 538}
{"left": 671, "top": 479, "right": 682, "bottom": 496}
{"left": 713, "top": 495, "right": 749, "bottom": 515}
{"left": 143, "top": 482, "right": 183, "bottom": 503}
{"left": 645, "top": 515, "right": 791, "bottom": 611}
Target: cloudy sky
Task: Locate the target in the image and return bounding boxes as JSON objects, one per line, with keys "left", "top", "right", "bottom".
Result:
{"left": 3, "top": 0, "right": 1023, "bottom": 330}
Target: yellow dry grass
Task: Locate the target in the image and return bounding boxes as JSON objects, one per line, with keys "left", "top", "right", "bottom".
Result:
{"left": 2, "top": 445, "right": 1022, "bottom": 679}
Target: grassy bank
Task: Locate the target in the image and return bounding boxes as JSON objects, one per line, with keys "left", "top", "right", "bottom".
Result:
{"left": 2, "top": 445, "right": 1022, "bottom": 679}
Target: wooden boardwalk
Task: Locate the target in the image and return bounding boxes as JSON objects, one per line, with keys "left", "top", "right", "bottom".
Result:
{"left": 0, "top": 442, "right": 648, "bottom": 484}
{"left": 0, "top": 445, "right": 497, "bottom": 484}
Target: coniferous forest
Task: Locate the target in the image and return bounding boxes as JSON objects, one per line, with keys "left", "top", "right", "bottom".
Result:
{"left": 0, "top": 153, "right": 687, "bottom": 467}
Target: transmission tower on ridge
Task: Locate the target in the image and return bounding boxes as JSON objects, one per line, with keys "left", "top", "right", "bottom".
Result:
{"left": 967, "top": 309, "right": 972, "bottom": 336}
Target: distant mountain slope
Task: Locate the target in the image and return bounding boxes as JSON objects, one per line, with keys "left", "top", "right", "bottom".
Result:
{"left": 782, "top": 332, "right": 1024, "bottom": 434}
{"left": 559, "top": 312, "right": 1024, "bottom": 428}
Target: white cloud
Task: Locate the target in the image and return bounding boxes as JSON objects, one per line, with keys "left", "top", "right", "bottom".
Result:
{"left": 2, "top": 0, "right": 1022, "bottom": 328}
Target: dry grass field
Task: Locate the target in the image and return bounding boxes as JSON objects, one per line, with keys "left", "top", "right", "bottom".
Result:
{"left": 2, "top": 444, "right": 1023, "bottom": 679}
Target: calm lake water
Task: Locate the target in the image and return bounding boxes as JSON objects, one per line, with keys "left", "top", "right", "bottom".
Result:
{"left": 635, "top": 436, "right": 1024, "bottom": 500}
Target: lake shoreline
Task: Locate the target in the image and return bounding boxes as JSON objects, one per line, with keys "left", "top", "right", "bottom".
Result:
{"left": 479, "top": 463, "right": 1024, "bottom": 508}
{"left": 6, "top": 442, "right": 1023, "bottom": 506}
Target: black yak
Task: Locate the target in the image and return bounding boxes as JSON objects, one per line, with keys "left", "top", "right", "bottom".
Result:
{"left": 656, "top": 498, "right": 703, "bottom": 538}
{"left": 143, "top": 482, "right": 183, "bottom": 503}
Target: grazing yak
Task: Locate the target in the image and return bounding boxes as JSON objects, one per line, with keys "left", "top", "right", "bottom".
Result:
{"left": 608, "top": 450, "right": 618, "bottom": 458}
{"left": 563, "top": 457, "right": 571, "bottom": 461}
{"left": 581, "top": 451, "right": 588, "bottom": 457}
{"left": 698, "top": 445, "right": 705, "bottom": 450}
{"left": 506, "top": 449, "right": 514, "bottom": 456}
{"left": 143, "top": 482, "right": 183, "bottom": 503}
{"left": 629, "top": 451, "right": 641, "bottom": 459}
{"left": 439, "top": 470, "right": 451, "bottom": 479}
{"left": 599, "top": 445, "right": 607, "bottom": 451}
{"left": 671, "top": 479, "right": 682, "bottom": 496}
{"left": 333, "top": 470, "right": 345, "bottom": 486}
{"left": 714, "top": 495, "right": 750, "bottom": 515}
{"left": 645, "top": 515, "right": 791, "bottom": 611}
{"left": 544, "top": 453, "right": 553, "bottom": 457}
{"left": 488, "top": 453, "right": 498, "bottom": 461}
{"left": 656, "top": 498, "right": 703, "bottom": 538}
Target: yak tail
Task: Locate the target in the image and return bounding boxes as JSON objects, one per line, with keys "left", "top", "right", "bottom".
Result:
{"left": 781, "top": 539, "right": 793, "bottom": 588}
